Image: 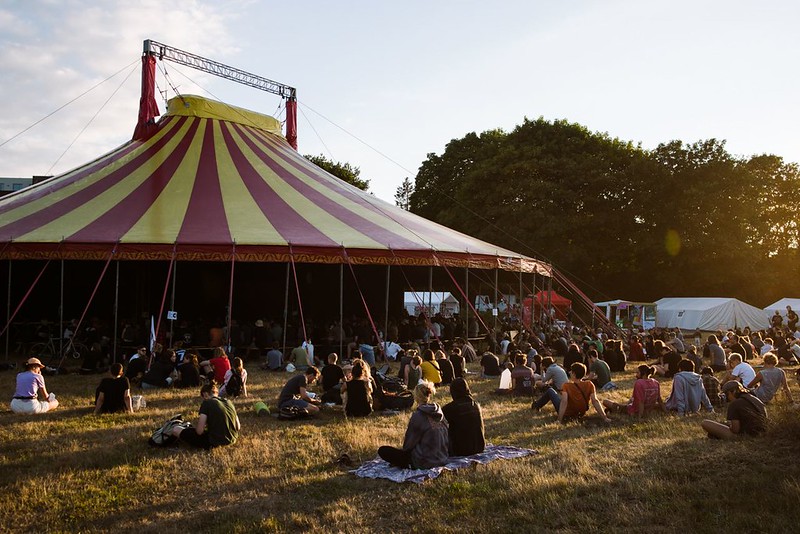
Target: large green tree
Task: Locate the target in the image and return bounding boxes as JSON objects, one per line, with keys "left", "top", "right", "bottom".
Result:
{"left": 409, "top": 119, "right": 800, "bottom": 304}
{"left": 305, "top": 154, "right": 369, "bottom": 191}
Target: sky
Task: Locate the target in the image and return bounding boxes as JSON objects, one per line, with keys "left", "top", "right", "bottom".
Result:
{"left": 1, "top": 0, "right": 799, "bottom": 203}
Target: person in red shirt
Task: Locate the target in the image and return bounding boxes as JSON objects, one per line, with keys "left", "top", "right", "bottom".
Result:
{"left": 201, "top": 347, "right": 231, "bottom": 384}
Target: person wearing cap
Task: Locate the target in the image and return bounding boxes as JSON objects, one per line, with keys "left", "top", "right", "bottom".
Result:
{"left": 700, "top": 381, "right": 768, "bottom": 439}
{"left": 10, "top": 358, "right": 59, "bottom": 414}
{"left": 442, "top": 378, "right": 485, "bottom": 456}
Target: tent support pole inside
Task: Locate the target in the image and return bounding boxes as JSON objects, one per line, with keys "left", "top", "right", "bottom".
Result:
{"left": 226, "top": 250, "right": 235, "bottom": 349}
{"left": 282, "top": 262, "right": 289, "bottom": 353}
{"left": 4, "top": 261, "right": 9, "bottom": 361}
{"left": 384, "top": 265, "right": 390, "bottom": 355}
{"left": 339, "top": 263, "right": 343, "bottom": 358}
{"left": 465, "top": 267, "right": 469, "bottom": 337}
{"left": 59, "top": 260, "right": 64, "bottom": 358}
{"left": 169, "top": 261, "right": 177, "bottom": 349}
{"left": 112, "top": 260, "right": 119, "bottom": 363}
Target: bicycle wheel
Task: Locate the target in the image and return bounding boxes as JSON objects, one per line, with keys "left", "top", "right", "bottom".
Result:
{"left": 68, "top": 342, "right": 89, "bottom": 360}
{"left": 29, "top": 342, "right": 55, "bottom": 359}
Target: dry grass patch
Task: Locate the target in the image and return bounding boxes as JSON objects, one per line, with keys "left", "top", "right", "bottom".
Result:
{"left": 1, "top": 361, "right": 800, "bottom": 532}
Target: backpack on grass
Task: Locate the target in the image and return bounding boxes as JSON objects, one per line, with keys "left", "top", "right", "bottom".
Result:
{"left": 148, "top": 414, "right": 192, "bottom": 447}
{"left": 278, "top": 405, "right": 310, "bottom": 421}
{"left": 226, "top": 371, "right": 244, "bottom": 397}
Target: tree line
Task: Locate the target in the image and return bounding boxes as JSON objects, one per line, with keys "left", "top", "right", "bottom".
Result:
{"left": 403, "top": 118, "right": 799, "bottom": 306}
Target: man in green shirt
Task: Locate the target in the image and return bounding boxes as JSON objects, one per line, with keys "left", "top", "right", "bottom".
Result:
{"left": 586, "top": 349, "right": 615, "bottom": 391}
{"left": 172, "top": 383, "right": 240, "bottom": 449}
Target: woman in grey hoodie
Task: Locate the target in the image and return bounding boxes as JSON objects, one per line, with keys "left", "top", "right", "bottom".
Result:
{"left": 378, "top": 381, "right": 449, "bottom": 469}
{"left": 664, "top": 359, "right": 714, "bottom": 415}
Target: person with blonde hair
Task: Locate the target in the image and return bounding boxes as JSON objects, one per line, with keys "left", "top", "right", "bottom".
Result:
{"left": 10, "top": 358, "right": 59, "bottom": 414}
{"left": 377, "top": 381, "right": 449, "bottom": 468}
{"left": 748, "top": 353, "right": 793, "bottom": 404}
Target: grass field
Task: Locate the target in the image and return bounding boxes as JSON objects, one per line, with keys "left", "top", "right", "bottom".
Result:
{"left": 1, "top": 357, "right": 799, "bottom": 533}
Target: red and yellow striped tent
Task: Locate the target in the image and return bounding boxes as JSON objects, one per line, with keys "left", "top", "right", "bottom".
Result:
{"left": 0, "top": 95, "right": 548, "bottom": 275}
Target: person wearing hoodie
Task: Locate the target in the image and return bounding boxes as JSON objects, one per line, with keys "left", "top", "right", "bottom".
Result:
{"left": 378, "top": 381, "right": 449, "bottom": 469}
{"left": 442, "top": 378, "right": 485, "bottom": 456}
{"left": 664, "top": 359, "right": 714, "bottom": 415}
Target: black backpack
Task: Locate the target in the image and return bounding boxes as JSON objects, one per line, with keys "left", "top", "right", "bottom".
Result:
{"left": 226, "top": 371, "right": 244, "bottom": 397}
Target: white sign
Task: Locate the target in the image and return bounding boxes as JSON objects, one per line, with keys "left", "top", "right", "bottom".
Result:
{"left": 492, "top": 308, "right": 498, "bottom": 316}
{"left": 167, "top": 311, "right": 178, "bottom": 320}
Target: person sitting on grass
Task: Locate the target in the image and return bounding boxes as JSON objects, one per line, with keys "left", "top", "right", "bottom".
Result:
{"left": 124, "top": 346, "right": 148, "bottom": 385}
{"left": 700, "top": 381, "right": 768, "bottom": 439}
{"left": 700, "top": 366, "right": 724, "bottom": 407}
{"left": 557, "top": 362, "right": 611, "bottom": 425}
{"left": 219, "top": 357, "right": 247, "bottom": 398}
{"left": 141, "top": 350, "right": 177, "bottom": 390}
{"left": 277, "top": 366, "right": 321, "bottom": 416}
{"left": 171, "top": 383, "right": 240, "bottom": 449}
{"left": 450, "top": 346, "right": 466, "bottom": 379}
{"left": 200, "top": 347, "right": 231, "bottom": 385}
{"left": 747, "top": 353, "right": 794, "bottom": 404}
{"left": 510, "top": 353, "right": 537, "bottom": 397}
{"left": 320, "top": 353, "right": 345, "bottom": 404}
{"left": 602, "top": 364, "right": 662, "bottom": 419}
{"left": 480, "top": 351, "right": 502, "bottom": 378}
{"left": 442, "top": 378, "right": 485, "bottom": 456}
{"left": 653, "top": 340, "right": 682, "bottom": 378}
{"left": 377, "top": 381, "right": 449, "bottom": 469}
{"left": 436, "top": 349, "right": 455, "bottom": 385}
{"left": 10, "top": 358, "right": 59, "bottom": 414}
{"left": 175, "top": 351, "right": 201, "bottom": 388}
{"left": 531, "top": 357, "right": 569, "bottom": 412}
{"left": 664, "top": 359, "right": 714, "bottom": 415}
{"left": 342, "top": 359, "right": 373, "bottom": 417}
{"left": 586, "top": 349, "right": 615, "bottom": 391}
{"left": 723, "top": 353, "right": 756, "bottom": 388}
{"left": 94, "top": 363, "right": 132, "bottom": 414}
{"left": 264, "top": 341, "right": 284, "bottom": 371}
{"left": 420, "top": 349, "right": 443, "bottom": 385}
{"left": 404, "top": 354, "right": 422, "bottom": 391}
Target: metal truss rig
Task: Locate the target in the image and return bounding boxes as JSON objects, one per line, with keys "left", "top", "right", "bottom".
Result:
{"left": 143, "top": 39, "right": 296, "bottom": 101}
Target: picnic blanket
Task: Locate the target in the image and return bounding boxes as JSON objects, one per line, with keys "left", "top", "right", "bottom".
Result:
{"left": 351, "top": 444, "right": 538, "bottom": 484}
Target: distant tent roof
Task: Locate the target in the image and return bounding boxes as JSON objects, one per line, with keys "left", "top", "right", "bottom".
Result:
{"left": 763, "top": 298, "right": 800, "bottom": 315}
{"left": 595, "top": 299, "right": 656, "bottom": 308}
{"left": 0, "top": 95, "right": 548, "bottom": 274}
{"left": 655, "top": 297, "right": 769, "bottom": 331}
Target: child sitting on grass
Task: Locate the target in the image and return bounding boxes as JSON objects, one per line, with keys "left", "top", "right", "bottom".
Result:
{"left": 701, "top": 366, "right": 724, "bottom": 407}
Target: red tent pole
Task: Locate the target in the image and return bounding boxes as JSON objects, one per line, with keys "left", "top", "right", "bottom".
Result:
{"left": 149, "top": 246, "right": 176, "bottom": 369}
{"left": 285, "top": 98, "right": 298, "bottom": 150}
{"left": 132, "top": 53, "right": 160, "bottom": 140}
{"left": 0, "top": 259, "right": 52, "bottom": 340}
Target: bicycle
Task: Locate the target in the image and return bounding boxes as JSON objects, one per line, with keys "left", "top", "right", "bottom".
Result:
{"left": 28, "top": 337, "right": 89, "bottom": 361}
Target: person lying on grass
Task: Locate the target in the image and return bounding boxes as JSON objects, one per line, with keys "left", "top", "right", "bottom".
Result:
{"left": 94, "top": 363, "right": 133, "bottom": 414}
{"left": 10, "top": 357, "right": 59, "bottom": 414}
{"left": 700, "top": 381, "right": 768, "bottom": 440}
{"left": 556, "top": 362, "right": 611, "bottom": 425}
{"left": 171, "top": 383, "right": 240, "bottom": 449}
{"left": 277, "top": 366, "right": 321, "bottom": 416}
{"left": 378, "top": 381, "right": 449, "bottom": 469}
{"left": 602, "top": 364, "right": 662, "bottom": 419}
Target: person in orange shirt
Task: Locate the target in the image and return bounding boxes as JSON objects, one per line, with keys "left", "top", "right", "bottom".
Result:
{"left": 557, "top": 362, "right": 611, "bottom": 424}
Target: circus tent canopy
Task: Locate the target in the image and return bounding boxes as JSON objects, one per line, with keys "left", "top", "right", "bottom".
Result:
{"left": 0, "top": 95, "right": 548, "bottom": 275}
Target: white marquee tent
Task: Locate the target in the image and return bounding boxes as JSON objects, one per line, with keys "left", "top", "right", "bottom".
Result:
{"left": 655, "top": 297, "right": 769, "bottom": 331}
{"left": 763, "top": 298, "right": 800, "bottom": 317}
